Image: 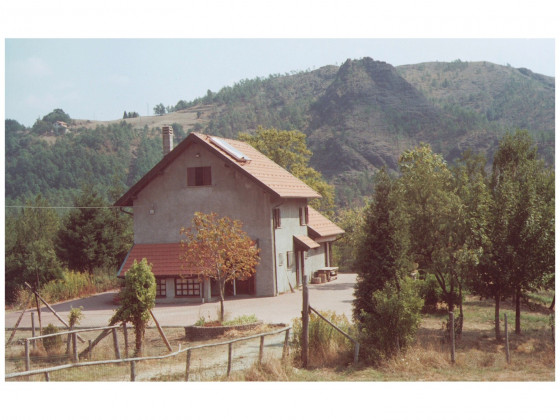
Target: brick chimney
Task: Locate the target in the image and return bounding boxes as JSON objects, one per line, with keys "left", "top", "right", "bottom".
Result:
{"left": 162, "top": 126, "right": 174, "bottom": 155}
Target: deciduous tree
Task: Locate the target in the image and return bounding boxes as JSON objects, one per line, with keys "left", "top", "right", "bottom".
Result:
{"left": 180, "top": 212, "right": 260, "bottom": 322}
{"left": 238, "top": 127, "right": 336, "bottom": 217}
{"left": 488, "top": 130, "right": 554, "bottom": 334}
{"left": 398, "top": 144, "right": 465, "bottom": 317}
{"left": 153, "top": 103, "right": 166, "bottom": 116}
{"left": 5, "top": 195, "right": 62, "bottom": 303}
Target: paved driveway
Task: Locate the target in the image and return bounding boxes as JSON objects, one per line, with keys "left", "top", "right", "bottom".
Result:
{"left": 5, "top": 274, "right": 357, "bottom": 329}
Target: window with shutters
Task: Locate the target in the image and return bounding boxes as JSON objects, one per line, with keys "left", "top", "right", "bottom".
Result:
{"left": 187, "top": 166, "right": 212, "bottom": 186}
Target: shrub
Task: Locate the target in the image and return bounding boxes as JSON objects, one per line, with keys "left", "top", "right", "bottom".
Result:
{"left": 418, "top": 274, "right": 461, "bottom": 312}
{"left": 68, "top": 306, "right": 84, "bottom": 328}
{"left": 357, "top": 276, "right": 423, "bottom": 364}
{"left": 418, "top": 274, "right": 442, "bottom": 311}
{"left": 35, "top": 269, "right": 119, "bottom": 305}
{"left": 42, "top": 324, "right": 63, "bottom": 354}
{"left": 194, "top": 316, "right": 207, "bottom": 326}
{"left": 292, "top": 310, "right": 355, "bottom": 367}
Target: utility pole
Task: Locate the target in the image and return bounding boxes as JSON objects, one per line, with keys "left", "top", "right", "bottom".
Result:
{"left": 302, "top": 272, "right": 309, "bottom": 368}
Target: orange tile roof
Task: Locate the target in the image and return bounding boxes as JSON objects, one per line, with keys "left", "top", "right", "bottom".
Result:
{"left": 118, "top": 243, "right": 198, "bottom": 278}
{"left": 307, "top": 206, "right": 345, "bottom": 239}
{"left": 115, "top": 132, "right": 320, "bottom": 207}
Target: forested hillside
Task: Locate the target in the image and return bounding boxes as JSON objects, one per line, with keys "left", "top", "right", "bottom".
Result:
{"left": 5, "top": 57, "right": 554, "bottom": 208}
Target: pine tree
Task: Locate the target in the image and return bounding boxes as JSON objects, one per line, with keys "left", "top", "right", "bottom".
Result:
{"left": 56, "top": 184, "right": 131, "bottom": 273}
{"left": 353, "top": 169, "right": 410, "bottom": 322}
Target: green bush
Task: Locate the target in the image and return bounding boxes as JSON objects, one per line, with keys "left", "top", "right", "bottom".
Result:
{"left": 42, "top": 324, "right": 63, "bottom": 354}
{"left": 418, "top": 274, "right": 442, "bottom": 311}
{"left": 418, "top": 274, "right": 461, "bottom": 312}
{"left": 357, "top": 276, "right": 423, "bottom": 364}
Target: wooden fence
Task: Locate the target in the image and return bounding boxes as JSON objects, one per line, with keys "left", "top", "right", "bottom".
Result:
{"left": 6, "top": 326, "right": 291, "bottom": 382}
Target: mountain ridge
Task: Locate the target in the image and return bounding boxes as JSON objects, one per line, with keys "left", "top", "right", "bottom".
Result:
{"left": 6, "top": 57, "right": 554, "bottom": 207}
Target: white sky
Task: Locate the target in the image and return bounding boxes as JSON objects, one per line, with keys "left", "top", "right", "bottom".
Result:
{"left": 2, "top": 1, "right": 558, "bottom": 126}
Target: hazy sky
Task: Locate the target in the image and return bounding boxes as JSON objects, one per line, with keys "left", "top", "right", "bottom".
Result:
{"left": 5, "top": 38, "right": 555, "bottom": 127}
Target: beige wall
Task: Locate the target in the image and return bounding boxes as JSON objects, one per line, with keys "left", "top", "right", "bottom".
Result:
{"left": 132, "top": 142, "right": 276, "bottom": 296}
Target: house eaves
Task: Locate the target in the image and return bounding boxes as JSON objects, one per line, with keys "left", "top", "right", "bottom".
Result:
{"left": 114, "top": 132, "right": 321, "bottom": 207}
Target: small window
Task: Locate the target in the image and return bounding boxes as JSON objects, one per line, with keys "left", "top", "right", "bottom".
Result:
{"left": 187, "top": 166, "right": 212, "bottom": 186}
{"left": 156, "top": 279, "right": 166, "bottom": 298}
{"left": 273, "top": 208, "right": 281, "bottom": 229}
{"left": 287, "top": 251, "right": 295, "bottom": 268}
{"left": 175, "top": 277, "right": 201, "bottom": 297}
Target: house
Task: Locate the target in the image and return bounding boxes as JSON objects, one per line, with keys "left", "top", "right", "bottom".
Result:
{"left": 115, "top": 128, "right": 344, "bottom": 302}
{"left": 53, "top": 121, "right": 69, "bottom": 135}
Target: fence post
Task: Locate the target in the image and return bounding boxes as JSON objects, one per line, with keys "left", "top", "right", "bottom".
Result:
{"left": 31, "top": 312, "right": 36, "bottom": 350}
{"left": 44, "top": 372, "right": 50, "bottom": 382}
{"left": 25, "top": 339, "right": 30, "bottom": 371}
{"left": 123, "top": 323, "right": 129, "bottom": 358}
{"left": 130, "top": 360, "right": 136, "bottom": 382}
{"left": 505, "top": 313, "right": 511, "bottom": 364}
{"left": 112, "top": 327, "right": 121, "bottom": 359}
{"left": 227, "top": 343, "right": 233, "bottom": 377}
{"left": 66, "top": 326, "right": 73, "bottom": 356}
{"left": 302, "top": 276, "right": 309, "bottom": 368}
{"left": 282, "top": 329, "right": 290, "bottom": 360}
{"left": 450, "top": 311, "right": 456, "bottom": 364}
{"left": 185, "top": 349, "right": 192, "bottom": 381}
{"left": 259, "top": 336, "right": 265, "bottom": 365}
{"left": 88, "top": 340, "right": 93, "bottom": 360}
{"left": 72, "top": 332, "right": 78, "bottom": 363}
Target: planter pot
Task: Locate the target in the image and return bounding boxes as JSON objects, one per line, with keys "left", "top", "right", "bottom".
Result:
{"left": 184, "top": 321, "right": 263, "bottom": 341}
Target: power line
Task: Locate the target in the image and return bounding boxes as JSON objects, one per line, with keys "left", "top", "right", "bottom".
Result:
{"left": 5, "top": 205, "right": 136, "bottom": 209}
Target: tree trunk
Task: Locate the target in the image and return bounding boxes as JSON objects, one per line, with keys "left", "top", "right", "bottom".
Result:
{"left": 495, "top": 294, "right": 501, "bottom": 341}
{"left": 550, "top": 294, "right": 555, "bottom": 311}
{"left": 219, "top": 281, "right": 225, "bottom": 322}
{"left": 447, "top": 293, "right": 455, "bottom": 314}
{"left": 135, "top": 320, "right": 144, "bottom": 357}
{"left": 515, "top": 287, "right": 521, "bottom": 335}
{"left": 457, "top": 284, "right": 464, "bottom": 340}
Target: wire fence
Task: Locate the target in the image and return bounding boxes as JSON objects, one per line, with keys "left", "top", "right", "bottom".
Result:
{"left": 5, "top": 325, "right": 291, "bottom": 382}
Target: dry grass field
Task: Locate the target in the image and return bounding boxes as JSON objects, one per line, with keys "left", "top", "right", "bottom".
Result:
{"left": 230, "top": 293, "right": 555, "bottom": 382}
{"left": 5, "top": 292, "right": 554, "bottom": 382}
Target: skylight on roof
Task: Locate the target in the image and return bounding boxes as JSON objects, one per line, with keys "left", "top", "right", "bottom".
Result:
{"left": 210, "top": 136, "right": 251, "bottom": 162}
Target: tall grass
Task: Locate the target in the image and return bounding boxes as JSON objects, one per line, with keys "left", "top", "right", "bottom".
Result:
{"left": 12, "top": 268, "right": 119, "bottom": 308}
{"left": 292, "top": 310, "right": 355, "bottom": 367}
